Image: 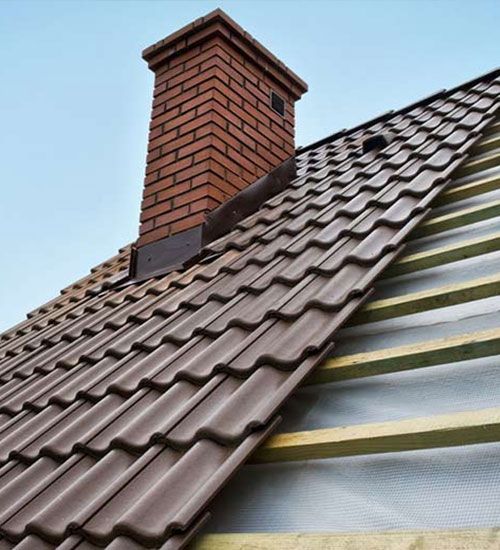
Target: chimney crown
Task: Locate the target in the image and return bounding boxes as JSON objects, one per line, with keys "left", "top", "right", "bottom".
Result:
{"left": 134, "top": 9, "right": 307, "bottom": 277}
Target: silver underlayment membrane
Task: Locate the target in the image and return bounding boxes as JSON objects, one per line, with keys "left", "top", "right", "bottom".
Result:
{"left": 203, "top": 442, "right": 500, "bottom": 533}
{"left": 277, "top": 354, "right": 500, "bottom": 432}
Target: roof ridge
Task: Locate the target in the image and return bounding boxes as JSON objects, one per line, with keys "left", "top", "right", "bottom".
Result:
{"left": 298, "top": 66, "right": 500, "bottom": 155}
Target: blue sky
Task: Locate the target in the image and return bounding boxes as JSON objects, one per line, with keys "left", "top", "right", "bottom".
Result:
{"left": 0, "top": 0, "right": 498, "bottom": 331}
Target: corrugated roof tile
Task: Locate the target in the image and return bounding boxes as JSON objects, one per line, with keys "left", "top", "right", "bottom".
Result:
{"left": 0, "top": 71, "right": 498, "bottom": 548}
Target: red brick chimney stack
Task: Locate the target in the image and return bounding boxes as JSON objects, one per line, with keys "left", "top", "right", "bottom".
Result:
{"left": 137, "top": 9, "right": 308, "bottom": 249}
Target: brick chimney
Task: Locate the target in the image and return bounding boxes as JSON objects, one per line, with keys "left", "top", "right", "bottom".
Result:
{"left": 132, "top": 9, "right": 307, "bottom": 278}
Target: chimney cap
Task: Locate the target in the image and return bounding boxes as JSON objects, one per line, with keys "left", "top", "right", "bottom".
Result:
{"left": 142, "top": 8, "right": 308, "bottom": 98}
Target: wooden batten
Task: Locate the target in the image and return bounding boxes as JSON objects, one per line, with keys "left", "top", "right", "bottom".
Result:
{"left": 193, "top": 528, "right": 500, "bottom": 550}
{"left": 311, "top": 327, "right": 500, "bottom": 383}
{"left": 384, "top": 230, "right": 500, "bottom": 277}
{"left": 472, "top": 133, "right": 500, "bottom": 155}
{"left": 252, "top": 407, "right": 500, "bottom": 463}
{"left": 411, "top": 199, "right": 500, "bottom": 238}
{"left": 349, "top": 272, "right": 500, "bottom": 325}
{"left": 454, "top": 151, "right": 500, "bottom": 178}
{"left": 435, "top": 173, "right": 500, "bottom": 206}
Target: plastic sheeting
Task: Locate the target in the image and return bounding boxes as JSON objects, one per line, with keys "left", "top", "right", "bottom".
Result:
{"left": 375, "top": 251, "right": 500, "bottom": 299}
{"left": 405, "top": 188, "right": 500, "bottom": 255}
{"left": 278, "top": 355, "right": 500, "bottom": 433}
{"left": 335, "top": 297, "right": 500, "bottom": 356}
{"left": 204, "top": 443, "right": 500, "bottom": 533}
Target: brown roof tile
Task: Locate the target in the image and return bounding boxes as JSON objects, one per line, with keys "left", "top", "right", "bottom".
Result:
{"left": 0, "top": 71, "right": 498, "bottom": 548}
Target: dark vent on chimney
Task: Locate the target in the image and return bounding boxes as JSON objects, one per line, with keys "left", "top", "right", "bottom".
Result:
{"left": 271, "top": 90, "right": 286, "bottom": 116}
{"left": 362, "top": 132, "right": 394, "bottom": 154}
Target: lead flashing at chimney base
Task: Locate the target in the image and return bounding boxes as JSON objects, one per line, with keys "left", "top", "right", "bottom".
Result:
{"left": 133, "top": 8, "right": 307, "bottom": 277}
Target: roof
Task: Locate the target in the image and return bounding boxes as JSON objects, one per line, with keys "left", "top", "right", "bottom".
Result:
{"left": 0, "top": 69, "right": 498, "bottom": 549}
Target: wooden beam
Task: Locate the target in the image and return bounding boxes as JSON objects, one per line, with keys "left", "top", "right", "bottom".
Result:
{"left": 454, "top": 151, "right": 500, "bottom": 178}
{"left": 434, "top": 173, "right": 500, "bottom": 206}
{"left": 252, "top": 407, "right": 500, "bottom": 463}
{"left": 483, "top": 120, "right": 500, "bottom": 136}
{"left": 473, "top": 134, "right": 500, "bottom": 155}
{"left": 412, "top": 199, "right": 500, "bottom": 238}
{"left": 192, "top": 528, "right": 500, "bottom": 550}
{"left": 310, "top": 328, "right": 500, "bottom": 383}
{"left": 349, "top": 272, "right": 500, "bottom": 325}
{"left": 383, "top": 231, "right": 500, "bottom": 277}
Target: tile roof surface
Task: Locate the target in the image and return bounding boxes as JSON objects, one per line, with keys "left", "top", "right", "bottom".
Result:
{"left": 0, "top": 70, "right": 499, "bottom": 549}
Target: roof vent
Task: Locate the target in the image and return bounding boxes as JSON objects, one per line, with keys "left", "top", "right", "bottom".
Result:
{"left": 270, "top": 90, "right": 286, "bottom": 117}
{"left": 362, "top": 132, "right": 394, "bottom": 154}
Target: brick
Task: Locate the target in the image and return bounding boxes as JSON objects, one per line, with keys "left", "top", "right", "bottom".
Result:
{"left": 155, "top": 205, "right": 190, "bottom": 227}
{"left": 149, "top": 105, "right": 181, "bottom": 130}
{"left": 200, "top": 54, "right": 245, "bottom": 87}
{"left": 222, "top": 77, "right": 258, "bottom": 108}
{"left": 170, "top": 212, "right": 206, "bottom": 236}
{"left": 144, "top": 170, "right": 160, "bottom": 186}
{"left": 137, "top": 225, "right": 171, "bottom": 247}
{"left": 152, "top": 81, "right": 168, "bottom": 97}
{"left": 179, "top": 89, "right": 215, "bottom": 114}
{"left": 157, "top": 181, "right": 190, "bottom": 203}
{"left": 210, "top": 148, "right": 245, "bottom": 177}
{"left": 146, "top": 147, "right": 162, "bottom": 163}
{"left": 175, "top": 135, "right": 212, "bottom": 162}
{"left": 229, "top": 55, "right": 259, "bottom": 86}
{"left": 177, "top": 112, "right": 214, "bottom": 138}
{"left": 209, "top": 99, "right": 243, "bottom": 129}
{"left": 173, "top": 184, "right": 226, "bottom": 208}
{"left": 148, "top": 126, "right": 163, "bottom": 141}
{"left": 153, "top": 85, "right": 199, "bottom": 111}
{"left": 205, "top": 123, "right": 241, "bottom": 152}
{"left": 190, "top": 171, "right": 232, "bottom": 194}
{"left": 141, "top": 194, "right": 157, "bottom": 210}
{"left": 148, "top": 127, "right": 178, "bottom": 152}
{"left": 256, "top": 143, "right": 285, "bottom": 167}
{"left": 227, "top": 99, "right": 262, "bottom": 129}
{"left": 143, "top": 175, "right": 175, "bottom": 197}
{"left": 145, "top": 151, "right": 177, "bottom": 175}
{"left": 189, "top": 196, "right": 220, "bottom": 214}
{"left": 165, "top": 42, "right": 203, "bottom": 71}
{"left": 160, "top": 107, "right": 198, "bottom": 132}
{"left": 140, "top": 200, "right": 172, "bottom": 222}
{"left": 158, "top": 155, "right": 193, "bottom": 179}
{"left": 137, "top": 14, "right": 305, "bottom": 248}
{"left": 185, "top": 20, "right": 231, "bottom": 49}
{"left": 151, "top": 103, "right": 166, "bottom": 119}
{"left": 241, "top": 122, "right": 276, "bottom": 149}
{"left": 139, "top": 218, "right": 155, "bottom": 235}
{"left": 159, "top": 132, "right": 195, "bottom": 157}
{"left": 227, "top": 122, "right": 262, "bottom": 151}
{"left": 166, "top": 64, "right": 201, "bottom": 90}
{"left": 153, "top": 82, "right": 182, "bottom": 103}
{"left": 183, "top": 44, "right": 231, "bottom": 73}
{"left": 225, "top": 169, "right": 249, "bottom": 191}
{"left": 172, "top": 159, "right": 212, "bottom": 184}
{"left": 193, "top": 147, "right": 212, "bottom": 164}
{"left": 180, "top": 66, "right": 230, "bottom": 94}
{"left": 256, "top": 120, "right": 292, "bottom": 149}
